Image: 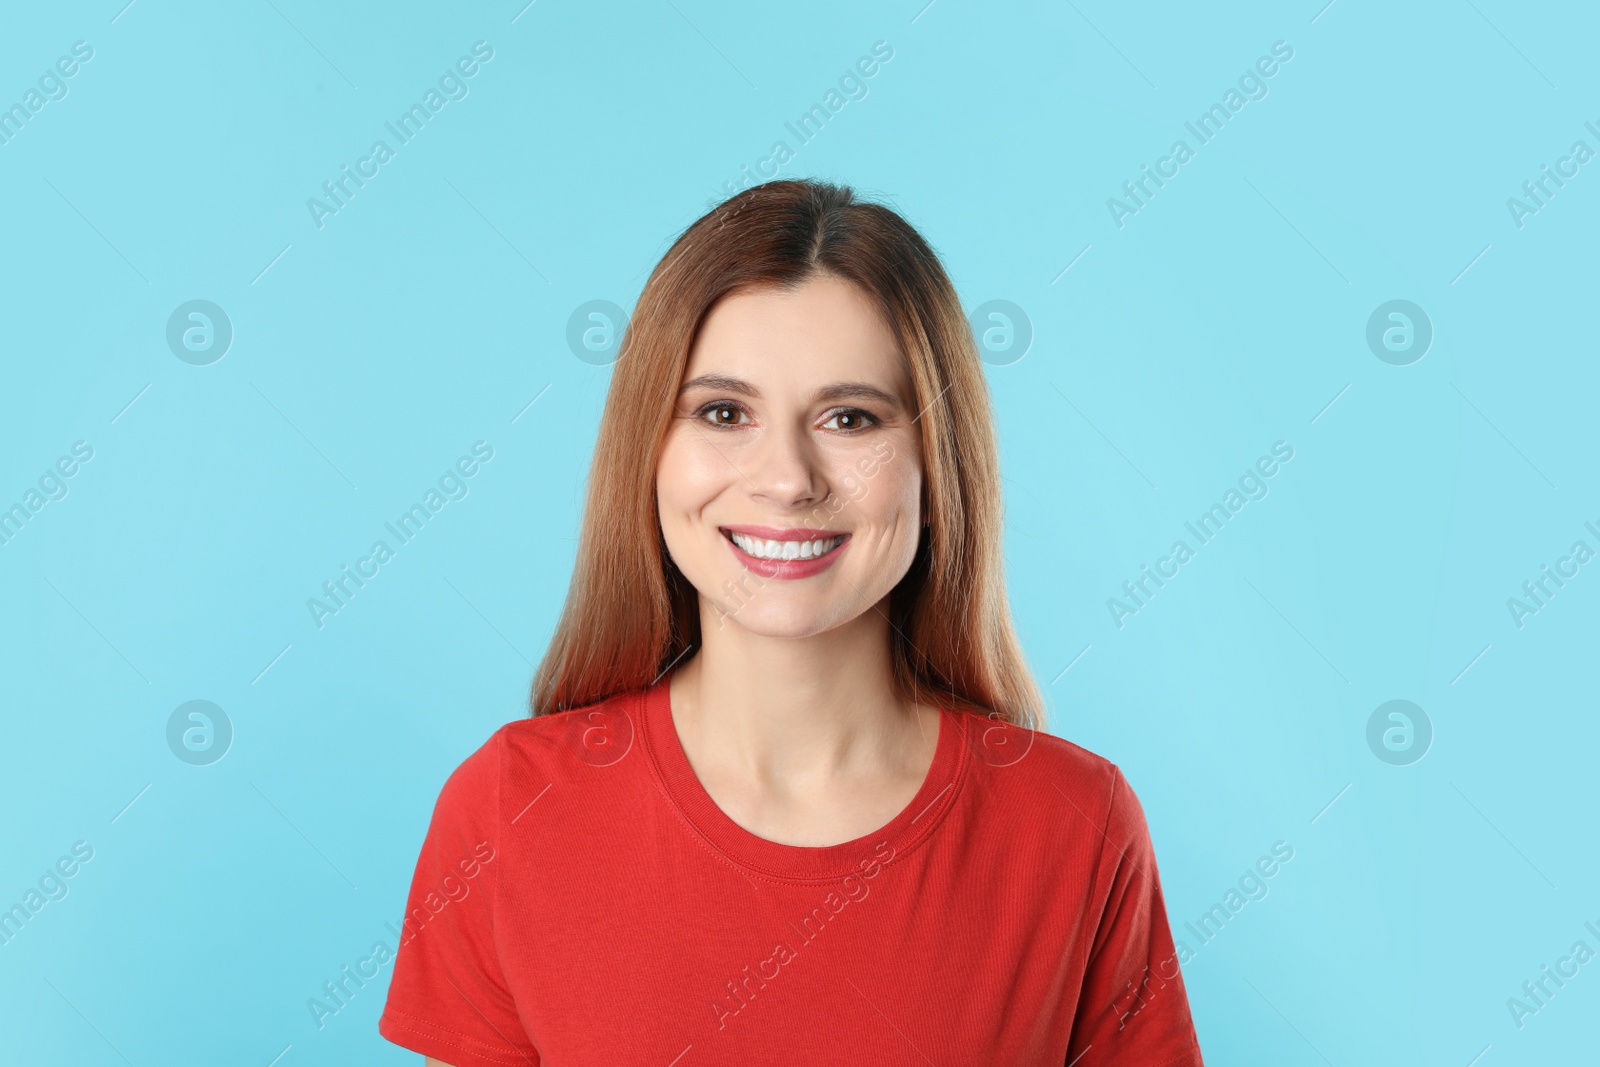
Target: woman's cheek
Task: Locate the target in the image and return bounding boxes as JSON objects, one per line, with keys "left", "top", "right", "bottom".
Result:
{"left": 656, "top": 430, "right": 718, "bottom": 510}
{"left": 865, "top": 438, "right": 920, "bottom": 518}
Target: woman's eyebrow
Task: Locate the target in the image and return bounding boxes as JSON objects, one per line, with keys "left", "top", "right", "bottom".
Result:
{"left": 811, "top": 381, "right": 903, "bottom": 408}
{"left": 678, "top": 373, "right": 757, "bottom": 396}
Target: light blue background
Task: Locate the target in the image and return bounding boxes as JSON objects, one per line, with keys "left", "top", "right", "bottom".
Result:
{"left": 2, "top": 0, "right": 1596, "bottom": 1063}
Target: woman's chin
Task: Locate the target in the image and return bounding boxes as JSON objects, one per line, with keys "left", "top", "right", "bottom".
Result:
{"left": 707, "top": 598, "right": 865, "bottom": 641}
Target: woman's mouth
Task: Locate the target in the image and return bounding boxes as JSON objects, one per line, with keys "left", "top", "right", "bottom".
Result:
{"left": 720, "top": 526, "right": 849, "bottom": 579}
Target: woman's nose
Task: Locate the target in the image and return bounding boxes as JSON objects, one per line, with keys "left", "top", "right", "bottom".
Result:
{"left": 746, "top": 423, "right": 824, "bottom": 509}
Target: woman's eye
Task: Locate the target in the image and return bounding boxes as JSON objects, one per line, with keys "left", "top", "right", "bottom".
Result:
{"left": 822, "top": 409, "right": 877, "bottom": 432}
{"left": 699, "top": 402, "right": 748, "bottom": 427}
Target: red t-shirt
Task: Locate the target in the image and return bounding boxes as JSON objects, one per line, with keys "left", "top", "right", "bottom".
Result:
{"left": 379, "top": 675, "right": 1204, "bottom": 1066}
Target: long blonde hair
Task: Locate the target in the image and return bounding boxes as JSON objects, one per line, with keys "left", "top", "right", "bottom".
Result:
{"left": 530, "top": 179, "right": 1043, "bottom": 730}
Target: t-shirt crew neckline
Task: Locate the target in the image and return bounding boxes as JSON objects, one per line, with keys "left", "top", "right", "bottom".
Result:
{"left": 639, "top": 670, "right": 969, "bottom": 882}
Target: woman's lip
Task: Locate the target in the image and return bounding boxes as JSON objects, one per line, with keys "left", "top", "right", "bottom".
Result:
{"left": 719, "top": 524, "right": 847, "bottom": 540}
{"left": 722, "top": 529, "right": 850, "bottom": 579}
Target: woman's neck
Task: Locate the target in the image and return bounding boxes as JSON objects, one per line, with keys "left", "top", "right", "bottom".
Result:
{"left": 666, "top": 596, "right": 939, "bottom": 829}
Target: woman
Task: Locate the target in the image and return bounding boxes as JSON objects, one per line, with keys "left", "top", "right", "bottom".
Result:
{"left": 379, "top": 179, "right": 1204, "bottom": 1065}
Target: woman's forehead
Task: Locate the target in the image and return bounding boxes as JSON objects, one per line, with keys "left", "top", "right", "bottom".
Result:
{"left": 685, "top": 277, "right": 908, "bottom": 394}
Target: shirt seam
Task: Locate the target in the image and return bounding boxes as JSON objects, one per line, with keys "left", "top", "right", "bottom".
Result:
{"left": 1145, "top": 1041, "right": 1205, "bottom": 1067}
{"left": 489, "top": 728, "right": 512, "bottom": 1017}
{"left": 638, "top": 689, "right": 811, "bottom": 885}
{"left": 1072, "top": 763, "right": 1122, "bottom": 980}
{"left": 639, "top": 689, "right": 973, "bottom": 886}
{"left": 491, "top": 728, "right": 502, "bottom": 945}
{"left": 381, "top": 1007, "right": 536, "bottom": 1064}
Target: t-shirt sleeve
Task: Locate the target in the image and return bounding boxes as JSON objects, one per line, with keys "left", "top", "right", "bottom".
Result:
{"left": 1066, "top": 766, "right": 1204, "bottom": 1067}
{"left": 379, "top": 730, "right": 541, "bottom": 1067}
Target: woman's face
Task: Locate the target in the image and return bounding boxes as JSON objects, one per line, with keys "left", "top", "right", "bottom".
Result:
{"left": 656, "top": 272, "right": 925, "bottom": 639}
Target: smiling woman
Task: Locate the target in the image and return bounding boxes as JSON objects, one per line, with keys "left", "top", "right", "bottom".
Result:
{"left": 656, "top": 275, "right": 933, "bottom": 651}
{"left": 378, "top": 179, "right": 1205, "bottom": 1066}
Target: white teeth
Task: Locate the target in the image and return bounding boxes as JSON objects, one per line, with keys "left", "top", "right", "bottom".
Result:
{"left": 729, "top": 532, "right": 842, "bottom": 561}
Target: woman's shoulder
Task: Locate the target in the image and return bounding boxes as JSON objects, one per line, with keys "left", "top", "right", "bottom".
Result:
{"left": 424, "top": 688, "right": 650, "bottom": 823}
{"left": 956, "top": 709, "right": 1139, "bottom": 828}
{"left": 499, "top": 686, "right": 647, "bottom": 761}
{"left": 446, "top": 688, "right": 649, "bottom": 783}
